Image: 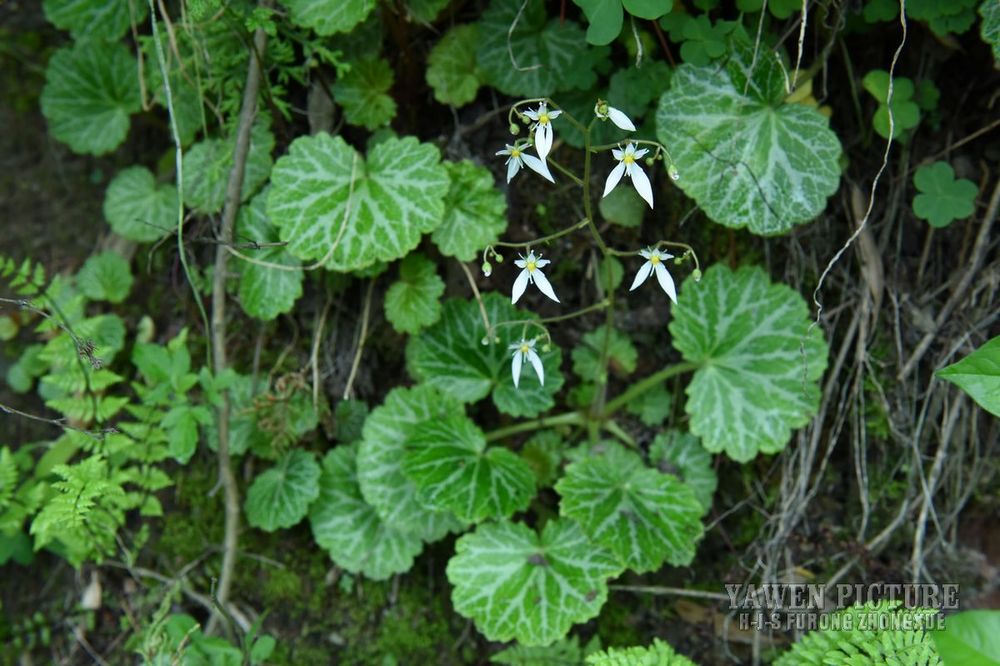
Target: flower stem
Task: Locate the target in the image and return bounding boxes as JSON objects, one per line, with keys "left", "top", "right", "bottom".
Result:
{"left": 602, "top": 361, "right": 699, "bottom": 418}
{"left": 546, "top": 157, "right": 584, "bottom": 186}
{"left": 484, "top": 411, "right": 586, "bottom": 442}
{"left": 493, "top": 218, "right": 591, "bottom": 249}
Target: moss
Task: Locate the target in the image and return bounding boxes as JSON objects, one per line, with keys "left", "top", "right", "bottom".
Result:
{"left": 596, "top": 591, "right": 644, "bottom": 647}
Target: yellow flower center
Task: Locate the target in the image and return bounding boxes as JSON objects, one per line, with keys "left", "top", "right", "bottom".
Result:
{"left": 539, "top": 113, "right": 549, "bottom": 124}
{"left": 623, "top": 154, "right": 635, "bottom": 165}
{"left": 526, "top": 261, "right": 536, "bottom": 272}
{"left": 520, "top": 343, "right": 530, "bottom": 354}
{"left": 650, "top": 254, "right": 660, "bottom": 265}
{"left": 511, "top": 148, "right": 521, "bottom": 158}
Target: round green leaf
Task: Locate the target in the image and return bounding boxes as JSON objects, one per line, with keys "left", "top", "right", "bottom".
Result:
{"left": 649, "top": 430, "right": 717, "bottom": 513}
{"left": 982, "top": 0, "right": 1000, "bottom": 64}
{"left": 244, "top": 449, "right": 321, "bottom": 532}
{"left": 332, "top": 57, "right": 396, "bottom": 130}
{"left": 912, "top": 161, "right": 978, "bottom": 228}
{"left": 655, "top": 58, "right": 842, "bottom": 235}
{"left": 937, "top": 335, "right": 1000, "bottom": 418}
{"left": 623, "top": 0, "right": 673, "bottom": 20}
{"left": 310, "top": 444, "right": 423, "bottom": 580}
{"left": 281, "top": 0, "right": 375, "bottom": 35}
{"left": 426, "top": 24, "right": 483, "bottom": 107}
{"left": 405, "top": 0, "right": 450, "bottom": 22}
{"left": 446, "top": 519, "right": 621, "bottom": 646}
{"left": 574, "top": 0, "right": 624, "bottom": 46}
{"left": 477, "top": 0, "right": 594, "bottom": 97}
{"left": 43, "top": 0, "right": 147, "bottom": 40}
{"left": 571, "top": 325, "right": 638, "bottom": 382}
{"left": 76, "top": 251, "right": 133, "bottom": 304}
{"left": 607, "top": 60, "right": 672, "bottom": 121}
{"left": 357, "top": 386, "right": 466, "bottom": 541}
{"left": 556, "top": 442, "right": 703, "bottom": 572}
{"left": 433, "top": 160, "right": 508, "bottom": 261}
{"left": 103, "top": 167, "right": 179, "bottom": 242}
{"left": 406, "top": 294, "right": 565, "bottom": 418}
{"left": 403, "top": 414, "right": 536, "bottom": 522}
{"left": 41, "top": 41, "right": 141, "bottom": 155}
{"left": 384, "top": 252, "right": 445, "bottom": 334}
{"left": 267, "top": 134, "right": 449, "bottom": 272}
{"left": 598, "top": 185, "right": 646, "bottom": 228}
{"left": 235, "top": 190, "right": 304, "bottom": 321}
{"left": 669, "top": 265, "right": 829, "bottom": 461}
{"left": 182, "top": 122, "right": 274, "bottom": 214}
{"left": 625, "top": 383, "right": 672, "bottom": 426}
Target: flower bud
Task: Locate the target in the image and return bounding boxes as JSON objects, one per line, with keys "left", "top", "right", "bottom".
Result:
{"left": 494, "top": 254, "right": 504, "bottom": 263}
{"left": 541, "top": 343, "right": 551, "bottom": 353}
{"left": 692, "top": 268, "right": 702, "bottom": 282}
{"left": 645, "top": 157, "right": 655, "bottom": 167}
{"left": 482, "top": 261, "right": 492, "bottom": 277}
{"left": 594, "top": 100, "right": 609, "bottom": 120}
{"left": 509, "top": 123, "right": 520, "bottom": 135}
{"left": 668, "top": 164, "right": 681, "bottom": 181}
{"left": 481, "top": 336, "right": 490, "bottom": 346}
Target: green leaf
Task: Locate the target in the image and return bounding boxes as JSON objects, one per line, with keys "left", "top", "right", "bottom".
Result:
{"left": 357, "top": 386, "right": 466, "bottom": 541}
{"left": 447, "top": 519, "right": 621, "bottom": 646}
{"left": 477, "top": 0, "right": 594, "bottom": 98}
{"left": 384, "top": 253, "right": 445, "bottom": 334}
{"left": 623, "top": 0, "right": 673, "bottom": 20}
{"left": 310, "top": 444, "right": 423, "bottom": 580}
{"left": 649, "top": 430, "right": 716, "bottom": 513}
{"left": 407, "top": 294, "right": 565, "bottom": 418}
{"left": 599, "top": 185, "right": 647, "bottom": 228}
{"left": 571, "top": 325, "right": 638, "bottom": 382}
{"left": 625, "top": 383, "right": 672, "bottom": 426}
{"left": 862, "top": 70, "right": 920, "bottom": 140}
{"left": 75, "top": 251, "right": 133, "bottom": 304}
{"left": 678, "top": 16, "right": 733, "bottom": 65}
{"left": 235, "top": 190, "right": 304, "bottom": 321}
{"left": 434, "top": 160, "right": 508, "bottom": 261}
{"left": 587, "top": 638, "right": 697, "bottom": 666}
{"left": 669, "top": 265, "right": 828, "bottom": 461}
{"left": 907, "top": 0, "right": 977, "bottom": 36}
{"left": 404, "top": 0, "right": 450, "bottom": 23}
{"left": 655, "top": 54, "right": 842, "bottom": 235}
{"left": 43, "top": 0, "right": 146, "bottom": 40}
{"left": 493, "top": 636, "right": 599, "bottom": 665}
{"left": 333, "top": 57, "right": 396, "bottom": 130}
{"left": 426, "top": 25, "right": 483, "bottom": 107}
{"left": 556, "top": 442, "right": 703, "bottom": 572}
{"left": 937, "top": 335, "right": 1000, "bottom": 418}
{"left": 912, "top": 161, "right": 978, "bottom": 228}
{"left": 598, "top": 256, "right": 624, "bottom": 293}
{"left": 281, "top": 0, "right": 376, "bottom": 35}
{"left": 863, "top": 0, "right": 899, "bottom": 22}
{"left": 982, "top": 0, "right": 1000, "bottom": 64}
{"left": 267, "top": 134, "right": 449, "bottom": 272}
{"left": 41, "top": 41, "right": 141, "bottom": 155}
{"left": 403, "top": 414, "right": 536, "bottom": 522}
{"left": 244, "top": 449, "right": 321, "bottom": 532}
{"left": 607, "top": 60, "right": 672, "bottom": 121}
{"left": 182, "top": 122, "right": 274, "bottom": 214}
{"left": 932, "top": 610, "right": 1000, "bottom": 666}
{"left": 103, "top": 167, "right": 179, "bottom": 242}
{"left": 520, "top": 430, "right": 566, "bottom": 488}
{"left": 333, "top": 399, "right": 368, "bottom": 442}
{"left": 163, "top": 404, "right": 208, "bottom": 463}
{"left": 574, "top": 0, "right": 624, "bottom": 46}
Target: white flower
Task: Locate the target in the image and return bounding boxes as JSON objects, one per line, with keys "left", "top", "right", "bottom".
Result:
{"left": 629, "top": 247, "right": 677, "bottom": 304}
{"left": 602, "top": 142, "right": 654, "bottom": 209}
{"left": 522, "top": 103, "right": 562, "bottom": 161}
{"left": 595, "top": 102, "right": 636, "bottom": 131}
{"left": 509, "top": 338, "right": 544, "bottom": 388}
{"left": 496, "top": 143, "right": 555, "bottom": 183}
{"left": 511, "top": 250, "right": 560, "bottom": 304}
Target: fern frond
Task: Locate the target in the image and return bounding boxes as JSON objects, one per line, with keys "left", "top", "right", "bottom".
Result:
{"left": 0, "top": 255, "right": 47, "bottom": 297}
{"left": 586, "top": 639, "right": 698, "bottom": 666}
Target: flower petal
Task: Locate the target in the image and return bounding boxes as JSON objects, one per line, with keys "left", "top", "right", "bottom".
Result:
{"left": 534, "top": 258, "right": 550, "bottom": 268}
{"left": 654, "top": 262, "right": 677, "bottom": 304}
{"left": 612, "top": 147, "right": 624, "bottom": 160}
{"left": 522, "top": 152, "right": 555, "bottom": 183}
{"left": 602, "top": 161, "right": 627, "bottom": 198}
{"left": 548, "top": 109, "right": 562, "bottom": 119}
{"left": 633, "top": 147, "right": 650, "bottom": 160}
{"left": 506, "top": 157, "right": 521, "bottom": 183}
{"left": 631, "top": 164, "right": 654, "bottom": 209}
{"left": 523, "top": 109, "right": 539, "bottom": 121}
{"left": 514, "top": 258, "right": 527, "bottom": 268}
{"left": 511, "top": 349, "right": 523, "bottom": 388}
{"left": 535, "top": 124, "right": 553, "bottom": 161}
{"left": 607, "top": 107, "right": 636, "bottom": 131}
{"left": 629, "top": 261, "right": 653, "bottom": 291}
{"left": 527, "top": 349, "right": 545, "bottom": 386}
{"left": 511, "top": 268, "right": 530, "bottom": 304}
{"left": 531, "top": 268, "right": 561, "bottom": 303}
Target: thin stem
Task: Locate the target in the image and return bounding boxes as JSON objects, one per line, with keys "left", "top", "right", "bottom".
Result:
{"left": 203, "top": 10, "right": 268, "bottom": 636}
{"left": 459, "top": 260, "right": 492, "bottom": 335}
{"left": 343, "top": 278, "right": 375, "bottom": 400}
{"left": 487, "top": 300, "right": 611, "bottom": 341}
{"left": 603, "top": 361, "right": 699, "bottom": 417}
{"left": 492, "top": 217, "right": 591, "bottom": 249}
{"left": 545, "top": 157, "right": 584, "bottom": 186}
{"left": 484, "top": 411, "right": 586, "bottom": 442}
